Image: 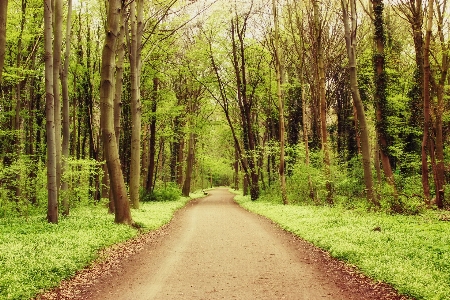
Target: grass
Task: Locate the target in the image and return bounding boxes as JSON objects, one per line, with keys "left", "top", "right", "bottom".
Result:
{"left": 234, "top": 193, "right": 450, "bottom": 300}
{"left": 0, "top": 192, "right": 203, "bottom": 300}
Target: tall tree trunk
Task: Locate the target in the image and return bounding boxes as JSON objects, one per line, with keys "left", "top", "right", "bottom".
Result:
{"left": 182, "top": 91, "right": 194, "bottom": 197}
{"left": 397, "top": 1, "right": 424, "bottom": 154}
{"left": 177, "top": 138, "right": 184, "bottom": 186}
{"left": 314, "top": 0, "right": 332, "bottom": 204}
{"left": 115, "top": 1, "right": 126, "bottom": 148}
{"left": 433, "top": 0, "right": 447, "bottom": 208}
{"left": 422, "top": 0, "right": 433, "bottom": 203}
{"left": 107, "top": 0, "right": 126, "bottom": 214}
{"left": 372, "top": 0, "right": 398, "bottom": 201}
{"left": 231, "top": 16, "right": 259, "bottom": 200}
{"left": 182, "top": 132, "right": 194, "bottom": 197}
{"left": 129, "top": 0, "right": 141, "bottom": 209}
{"left": 100, "top": 0, "right": 132, "bottom": 225}
{"left": 146, "top": 78, "right": 158, "bottom": 193}
{"left": 341, "top": 0, "right": 378, "bottom": 207}
{"left": 234, "top": 146, "right": 239, "bottom": 190}
{"left": 0, "top": 0, "right": 7, "bottom": 83}
{"left": 272, "top": 0, "right": 288, "bottom": 205}
{"left": 288, "top": 0, "right": 314, "bottom": 201}
{"left": 61, "top": 0, "right": 72, "bottom": 216}
{"left": 53, "top": 0, "right": 63, "bottom": 196}
{"left": 44, "top": 0, "right": 58, "bottom": 223}
{"left": 13, "top": 0, "right": 27, "bottom": 200}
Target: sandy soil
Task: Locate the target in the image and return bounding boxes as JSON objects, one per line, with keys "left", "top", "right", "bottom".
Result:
{"left": 37, "top": 188, "right": 409, "bottom": 300}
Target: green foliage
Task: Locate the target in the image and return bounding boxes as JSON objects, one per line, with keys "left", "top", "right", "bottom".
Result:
{"left": 236, "top": 195, "right": 450, "bottom": 300}
{"left": 0, "top": 157, "right": 105, "bottom": 219}
{"left": 61, "top": 158, "right": 104, "bottom": 207}
{"left": 0, "top": 155, "right": 44, "bottom": 218}
{"left": 141, "top": 182, "right": 182, "bottom": 202}
{"left": 0, "top": 207, "right": 135, "bottom": 300}
{"left": 0, "top": 193, "right": 199, "bottom": 300}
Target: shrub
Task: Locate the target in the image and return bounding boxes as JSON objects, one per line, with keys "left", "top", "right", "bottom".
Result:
{"left": 141, "top": 182, "right": 182, "bottom": 202}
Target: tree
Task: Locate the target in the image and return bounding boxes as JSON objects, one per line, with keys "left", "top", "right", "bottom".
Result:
{"left": 61, "top": 0, "right": 73, "bottom": 215}
{"left": 100, "top": 0, "right": 132, "bottom": 225}
{"left": 395, "top": 0, "right": 424, "bottom": 154}
{"left": 129, "top": 0, "right": 142, "bottom": 209}
{"left": 53, "top": 0, "right": 63, "bottom": 198}
{"left": 145, "top": 77, "right": 158, "bottom": 193}
{"left": 341, "top": 0, "right": 378, "bottom": 207}
{"left": 0, "top": 0, "right": 7, "bottom": 83}
{"left": 433, "top": 0, "right": 448, "bottom": 208}
{"left": 44, "top": 0, "right": 58, "bottom": 223}
{"left": 313, "top": 0, "right": 332, "bottom": 204}
{"left": 231, "top": 9, "right": 261, "bottom": 200}
{"left": 422, "top": 0, "right": 433, "bottom": 203}
{"left": 372, "top": 0, "right": 397, "bottom": 196}
{"left": 272, "top": 0, "right": 288, "bottom": 205}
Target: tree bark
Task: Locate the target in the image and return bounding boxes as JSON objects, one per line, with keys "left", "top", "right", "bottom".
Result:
{"left": 53, "top": 0, "right": 63, "bottom": 196}
{"left": 0, "top": 0, "right": 7, "bottom": 83}
{"left": 146, "top": 78, "right": 158, "bottom": 193}
{"left": 422, "top": 0, "right": 433, "bottom": 203}
{"left": 341, "top": 0, "right": 378, "bottom": 207}
{"left": 107, "top": 0, "right": 126, "bottom": 214}
{"left": 234, "top": 146, "right": 239, "bottom": 190}
{"left": 272, "top": 0, "right": 288, "bottom": 205}
{"left": 129, "top": 0, "right": 141, "bottom": 209}
{"left": 61, "top": 0, "right": 73, "bottom": 216}
{"left": 44, "top": 0, "right": 58, "bottom": 223}
{"left": 231, "top": 15, "right": 259, "bottom": 200}
{"left": 182, "top": 132, "right": 194, "bottom": 197}
{"left": 433, "top": 0, "right": 446, "bottom": 208}
{"left": 372, "top": 0, "right": 398, "bottom": 200}
{"left": 314, "top": 0, "right": 332, "bottom": 204}
{"left": 100, "top": 0, "right": 132, "bottom": 225}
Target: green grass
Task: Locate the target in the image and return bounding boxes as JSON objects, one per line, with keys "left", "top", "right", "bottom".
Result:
{"left": 235, "top": 194, "right": 450, "bottom": 300}
{"left": 0, "top": 192, "right": 202, "bottom": 300}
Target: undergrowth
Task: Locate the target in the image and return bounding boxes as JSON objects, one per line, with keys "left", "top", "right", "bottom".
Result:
{"left": 235, "top": 193, "right": 450, "bottom": 300}
{"left": 0, "top": 192, "right": 203, "bottom": 300}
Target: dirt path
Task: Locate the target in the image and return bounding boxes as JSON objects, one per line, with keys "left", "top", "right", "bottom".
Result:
{"left": 38, "top": 188, "right": 407, "bottom": 300}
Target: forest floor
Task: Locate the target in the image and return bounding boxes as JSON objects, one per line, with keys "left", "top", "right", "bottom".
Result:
{"left": 37, "top": 188, "right": 409, "bottom": 300}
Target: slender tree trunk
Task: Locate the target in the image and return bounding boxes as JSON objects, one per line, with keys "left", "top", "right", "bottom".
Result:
{"left": 100, "top": 0, "right": 132, "bottom": 225}
{"left": 129, "top": 0, "right": 142, "bottom": 209}
{"left": 182, "top": 94, "right": 194, "bottom": 197}
{"left": 182, "top": 132, "right": 194, "bottom": 197}
{"left": 61, "top": 0, "right": 72, "bottom": 216}
{"left": 53, "top": 0, "right": 63, "bottom": 196}
{"left": 234, "top": 146, "right": 239, "bottom": 190}
{"left": 272, "top": 0, "right": 288, "bottom": 205}
{"left": 115, "top": 2, "right": 126, "bottom": 148}
{"left": 288, "top": 0, "right": 314, "bottom": 201}
{"left": 422, "top": 0, "right": 433, "bottom": 203}
{"left": 13, "top": 0, "right": 27, "bottom": 200}
{"left": 410, "top": 4, "right": 425, "bottom": 146}
{"left": 146, "top": 78, "right": 158, "bottom": 193}
{"left": 372, "top": 0, "right": 398, "bottom": 203}
{"left": 231, "top": 16, "right": 259, "bottom": 200}
{"left": 433, "top": 0, "right": 446, "bottom": 208}
{"left": 314, "top": 0, "right": 332, "bottom": 204}
{"left": 374, "top": 133, "right": 382, "bottom": 184}
{"left": 44, "top": 0, "right": 58, "bottom": 223}
{"left": 341, "top": 0, "right": 378, "bottom": 207}
{"left": 107, "top": 0, "right": 126, "bottom": 214}
{"left": 177, "top": 138, "right": 184, "bottom": 186}
{"left": 0, "top": 0, "right": 7, "bottom": 83}
{"left": 243, "top": 174, "right": 249, "bottom": 196}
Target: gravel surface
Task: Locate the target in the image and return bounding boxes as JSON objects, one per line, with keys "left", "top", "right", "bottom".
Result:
{"left": 37, "top": 188, "right": 409, "bottom": 300}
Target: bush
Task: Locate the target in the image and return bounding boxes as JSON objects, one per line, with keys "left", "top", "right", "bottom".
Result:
{"left": 141, "top": 182, "right": 182, "bottom": 202}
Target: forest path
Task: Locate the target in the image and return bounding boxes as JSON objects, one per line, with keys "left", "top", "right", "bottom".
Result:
{"left": 42, "top": 188, "right": 405, "bottom": 300}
